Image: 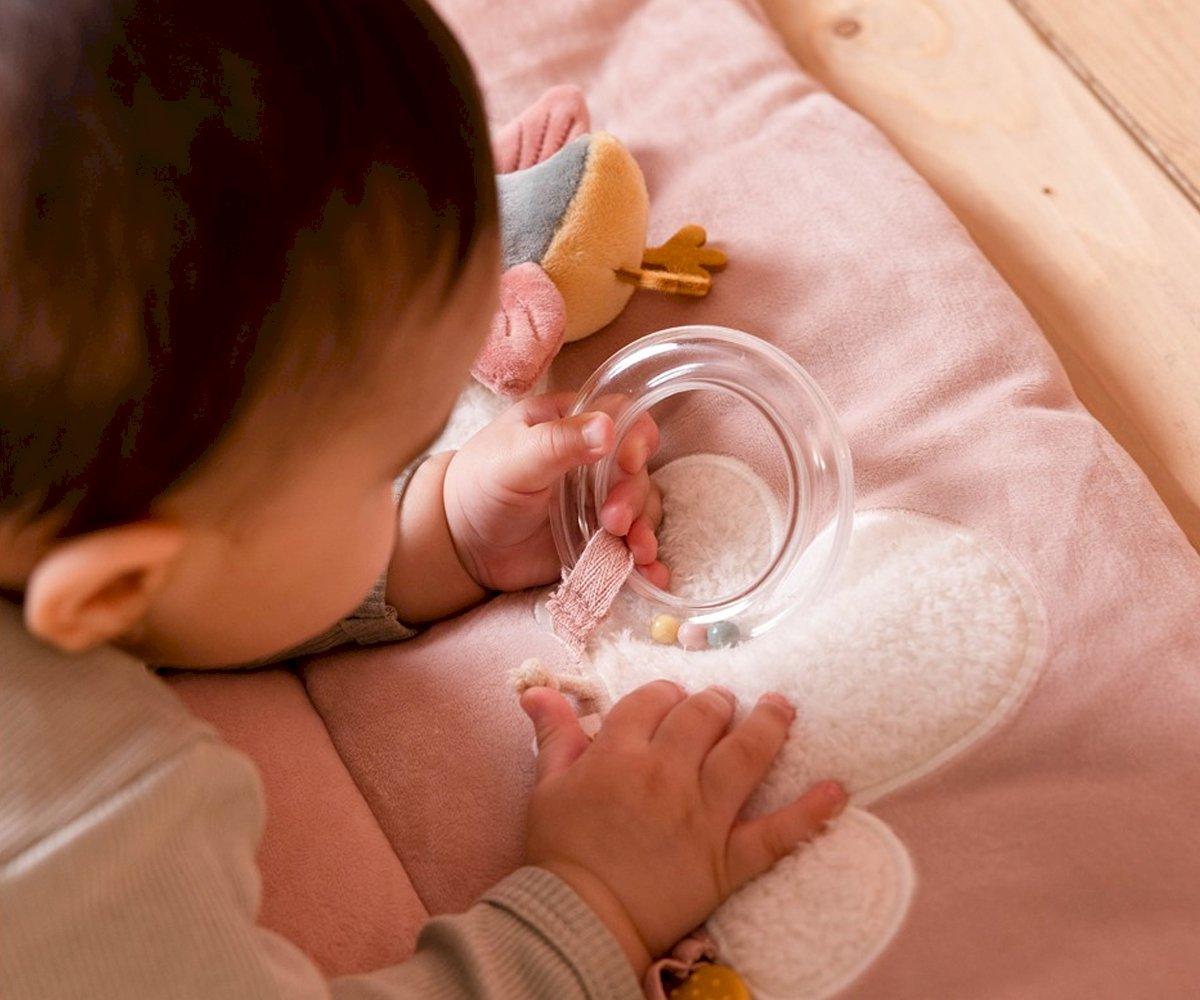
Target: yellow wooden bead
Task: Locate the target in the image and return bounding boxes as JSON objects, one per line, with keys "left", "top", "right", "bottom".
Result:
{"left": 669, "top": 963, "right": 751, "bottom": 1000}
{"left": 650, "top": 613, "right": 681, "bottom": 644}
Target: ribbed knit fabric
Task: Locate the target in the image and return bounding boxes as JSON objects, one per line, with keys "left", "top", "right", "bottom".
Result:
{"left": 546, "top": 531, "right": 633, "bottom": 655}
{"left": 281, "top": 571, "right": 418, "bottom": 659}
{"left": 0, "top": 600, "right": 641, "bottom": 999}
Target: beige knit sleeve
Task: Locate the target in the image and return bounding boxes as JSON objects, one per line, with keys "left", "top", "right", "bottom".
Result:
{"left": 1, "top": 737, "right": 641, "bottom": 1000}
{"left": 281, "top": 569, "right": 419, "bottom": 658}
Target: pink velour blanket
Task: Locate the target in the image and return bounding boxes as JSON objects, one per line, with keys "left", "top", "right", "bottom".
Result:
{"left": 173, "top": 0, "right": 1200, "bottom": 996}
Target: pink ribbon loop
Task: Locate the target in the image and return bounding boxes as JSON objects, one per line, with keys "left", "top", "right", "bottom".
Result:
{"left": 546, "top": 530, "right": 634, "bottom": 656}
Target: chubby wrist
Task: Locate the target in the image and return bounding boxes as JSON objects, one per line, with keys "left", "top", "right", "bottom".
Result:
{"left": 385, "top": 451, "right": 488, "bottom": 623}
{"left": 534, "top": 858, "right": 653, "bottom": 977}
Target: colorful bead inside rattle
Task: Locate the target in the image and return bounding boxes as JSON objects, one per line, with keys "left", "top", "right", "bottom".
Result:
{"left": 651, "top": 615, "right": 741, "bottom": 651}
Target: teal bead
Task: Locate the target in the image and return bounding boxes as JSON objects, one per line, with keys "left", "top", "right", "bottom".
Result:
{"left": 707, "top": 621, "right": 740, "bottom": 648}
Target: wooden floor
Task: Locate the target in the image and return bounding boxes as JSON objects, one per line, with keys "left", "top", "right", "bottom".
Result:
{"left": 761, "top": 0, "right": 1200, "bottom": 549}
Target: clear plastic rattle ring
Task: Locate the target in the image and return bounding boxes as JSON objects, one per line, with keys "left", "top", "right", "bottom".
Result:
{"left": 550, "top": 325, "right": 854, "bottom": 644}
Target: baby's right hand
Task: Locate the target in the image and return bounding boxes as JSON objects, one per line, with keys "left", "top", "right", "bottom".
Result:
{"left": 520, "top": 681, "right": 847, "bottom": 975}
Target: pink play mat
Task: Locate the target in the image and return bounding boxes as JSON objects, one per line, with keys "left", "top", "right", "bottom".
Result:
{"left": 171, "top": 1, "right": 1200, "bottom": 996}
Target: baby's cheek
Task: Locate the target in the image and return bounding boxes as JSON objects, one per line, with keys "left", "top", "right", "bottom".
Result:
{"left": 325, "top": 491, "right": 397, "bottom": 613}
{"left": 244, "top": 488, "right": 397, "bottom": 655}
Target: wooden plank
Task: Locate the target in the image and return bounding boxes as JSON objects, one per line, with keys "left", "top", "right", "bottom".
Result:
{"left": 760, "top": 0, "right": 1200, "bottom": 547}
{"left": 1013, "top": 0, "right": 1200, "bottom": 209}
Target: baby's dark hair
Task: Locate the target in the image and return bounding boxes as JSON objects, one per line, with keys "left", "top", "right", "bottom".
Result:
{"left": 0, "top": 0, "right": 495, "bottom": 537}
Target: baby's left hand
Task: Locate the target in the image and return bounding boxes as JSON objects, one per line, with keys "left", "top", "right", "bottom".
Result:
{"left": 443, "top": 392, "right": 667, "bottom": 593}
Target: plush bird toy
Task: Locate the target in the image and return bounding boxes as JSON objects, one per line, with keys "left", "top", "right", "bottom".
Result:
{"left": 473, "top": 86, "right": 726, "bottom": 397}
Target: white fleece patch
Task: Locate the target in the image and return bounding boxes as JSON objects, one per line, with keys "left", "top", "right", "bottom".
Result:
{"left": 707, "top": 808, "right": 914, "bottom": 1000}
{"left": 429, "top": 380, "right": 512, "bottom": 454}
{"left": 589, "top": 485, "right": 1045, "bottom": 805}
{"left": 579, "top": 454, "right": 1045, "bottom": 998}
{"left": 651, "top": 453, "right": 783, "bottom": 603}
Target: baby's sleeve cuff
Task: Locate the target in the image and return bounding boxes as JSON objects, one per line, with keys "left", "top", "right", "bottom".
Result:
{"left": 482, "top": 866, "right": 643, "bottom": 1000}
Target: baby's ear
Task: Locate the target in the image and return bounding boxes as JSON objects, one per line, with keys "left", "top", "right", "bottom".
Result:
{"left": 24, "top": 522, "right": 184, "bottom": 654}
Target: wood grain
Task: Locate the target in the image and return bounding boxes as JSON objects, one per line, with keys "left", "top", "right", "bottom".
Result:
{"left": 1013, "top": 0, "right": 1200, "bottom": 208}
{"left": 760, "top": 0, "right": 1200, "bottom": 547}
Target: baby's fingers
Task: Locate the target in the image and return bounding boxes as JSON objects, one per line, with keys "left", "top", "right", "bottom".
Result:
{"left": 598, "top": 679, "right": 686, "bottom": 746}
{"left": 726, "top": 781, "right": 847, "bottom": 888}
{"left": 653, "top": 685, "right": 737, "bottom": 767}
{"left": 626, "top": 517, "right": 658, "bottom": 565}
{"left": 636, "top": 560, "right": 671, "bottom": 590}
{"left": 701, "top": 693, "right": 795, "bottom": 813}
{"left": 600, "top": 470, "right": 650, "bottom": 536}
{"left": 521, "top": 687, "right": 591, "bottom": 782}
{"left": 642, "top": 481, "right": 663, "bottom": 531}
{"left": 506, "top": 411, "right": 615, "bottom": 494}
{"left": 615, "top": 412, "right": 660, "bottom": 475}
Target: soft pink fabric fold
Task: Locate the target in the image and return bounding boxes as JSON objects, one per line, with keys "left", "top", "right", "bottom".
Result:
{"left": 299, "top": 594, "right": 567, "bottom": 916}
{"left": 168, "top": 670, "right": 427, "bottom": 975}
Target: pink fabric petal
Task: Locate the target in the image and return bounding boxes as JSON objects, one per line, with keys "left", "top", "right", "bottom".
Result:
{"left": 472, "top": 262, "right": 566, "bottom": 396}
{"left": 491, "top": 84, "right": 591, "bottom": 173}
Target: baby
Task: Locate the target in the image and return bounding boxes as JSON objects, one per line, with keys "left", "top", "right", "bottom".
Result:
{"left": 0, "top": 2, "right": 846, "bottom": 997}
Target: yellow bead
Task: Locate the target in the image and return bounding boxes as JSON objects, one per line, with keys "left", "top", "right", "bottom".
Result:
{"left": 650, "top": 613, "right": 681, "bottom": 644}
{"left": 669, "top": 963, "right": 751, "bottom": 1000}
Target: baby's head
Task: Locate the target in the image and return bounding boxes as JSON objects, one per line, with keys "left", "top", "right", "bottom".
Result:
{"left": 0, "top": 0, "right": 498, "bottom": 664}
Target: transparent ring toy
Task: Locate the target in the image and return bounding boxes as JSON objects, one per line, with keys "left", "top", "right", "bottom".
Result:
{"left": 551, "top": 325, "right": 855, "bottom": 642}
